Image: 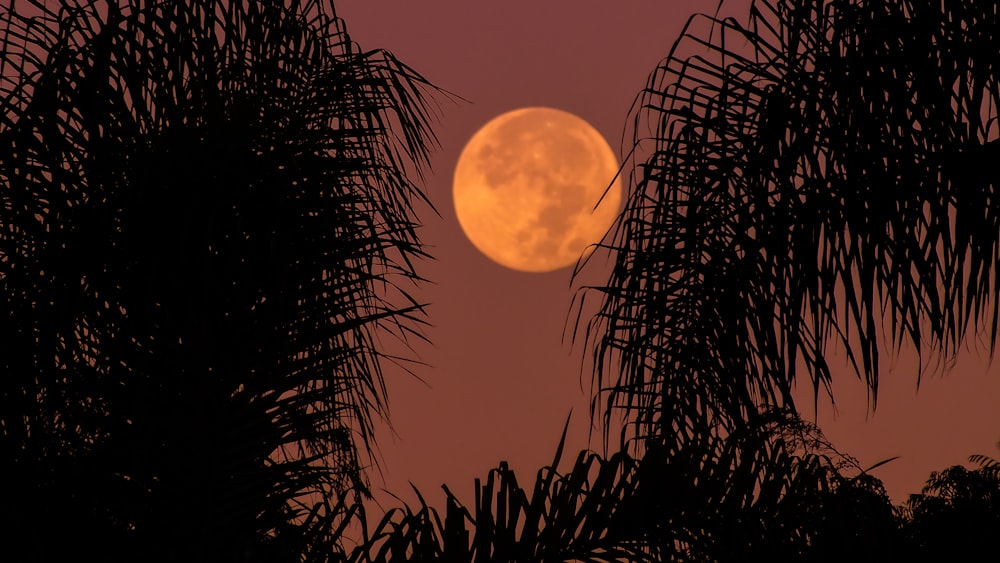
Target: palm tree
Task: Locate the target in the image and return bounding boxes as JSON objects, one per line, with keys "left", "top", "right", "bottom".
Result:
{"left": 579, "top": 0, "right": 1000, "bottom": 452}
{"left": 555, "top": 0, "right": 1000, "bottom": 558}
{"left": 347, "top": 411, "right": 899, "bottom": 563}
{"left": 0, "top": 1, "right": 439, "bottom": 560}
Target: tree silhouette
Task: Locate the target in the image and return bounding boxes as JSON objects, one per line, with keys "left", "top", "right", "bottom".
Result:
{"left": 901, "top": 458, "right": 1000, "bottom": 560}
{"left": 0, "top": 1, "right": 438, "bottom": 560}
{"left": 581, "top": 0, "right": 1000, "bottom": 452}
{"left": 346, "top": 412, "right": 902, "bottom": 563}
{"left": 565, "top": 0, "right": 998, "bottom": 558}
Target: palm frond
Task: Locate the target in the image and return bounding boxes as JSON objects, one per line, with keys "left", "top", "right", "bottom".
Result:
{"left": 0, "top": 0, "right": 440, "bottom": 559}
{"left": 350, "top": 411, "right": 895, "bottom": 562}
{"left": 578, "top": 0, "right": 1000, "bottom": 448}
{"left": 350, "top": 421, "right": 654, "bottom": 563}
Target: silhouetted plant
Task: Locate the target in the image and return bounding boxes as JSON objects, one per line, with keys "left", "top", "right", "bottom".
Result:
{"left": 563, "top": 0, "right": 999, "bottom": 559}
{"left": 901, "top": 459, "right": 1000, "bottom": 560}
{"left": 349, "top": 423, "right": 655, "bottom": 563}
{"left": 349, "top": 412, "right": 898, "bottom": 563}
{"left": 0, "top": 1, "right": 439, "bottom": 560}
{"left": 578, "top": 0, "right": 1000, "bottom": 452}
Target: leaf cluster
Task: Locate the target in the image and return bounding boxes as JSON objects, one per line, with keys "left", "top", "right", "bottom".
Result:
{"left": 350, "top": 413, "right": 897, "bottom": 563}
{"left": 0, "top": 1, "right": 439, "bottom": 560}
{"left": 900, "top": 457, "right": 1000, "bottom": 560}
{"left": 579, "top": 0, "right": 1000, "bottom": 449}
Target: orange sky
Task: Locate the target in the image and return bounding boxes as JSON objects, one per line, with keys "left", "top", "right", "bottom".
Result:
{"left": 335, "top": 0, "right": 1000, "bottom": 510}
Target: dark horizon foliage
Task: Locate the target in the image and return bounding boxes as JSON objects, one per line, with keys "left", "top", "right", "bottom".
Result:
{"left": 901, "top": 455, "right": 1000, "bottom": 559}
{"left": 352, "top": 438, "right": 1000, "bottom": 562}
{"left": 0, "top": 0, "right": 440, "bottom": 560}
{"left": 347, "top": 411, "right": 943, "bottom": 563}
{"left": 577, "top": 0, "right": 1000, "bottom": 451}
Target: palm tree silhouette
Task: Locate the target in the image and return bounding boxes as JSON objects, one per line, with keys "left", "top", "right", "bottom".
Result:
{"left": 348, "top": 412, "right": 903, "bottom": 562}
{"left": 582, "top": 0, "right": 1000, "bottom": 453}
{"left": 0, "top": 1, "right": 439, "bottom": 560}
{"left": 569, "top": 0, "right": 997, "bottom": 558}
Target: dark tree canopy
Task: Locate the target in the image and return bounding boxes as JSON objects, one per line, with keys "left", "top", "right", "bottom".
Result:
{"left": 901, "top": 459, "right": 1000, "bottom": 559}
{"left": 346, "top": 412, "right": 905, "bottom": 563}
{"left": 0, "top": 1, "right": 438, "bottom": 560}
{"left": 581, "top": 0, "right": 1000, "bottom": 448}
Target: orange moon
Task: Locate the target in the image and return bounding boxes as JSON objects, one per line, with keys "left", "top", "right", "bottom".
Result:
{"left": 453, "top": 107, "right": 623, "bottom": 273}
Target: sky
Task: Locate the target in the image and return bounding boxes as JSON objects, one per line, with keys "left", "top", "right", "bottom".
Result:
{"left": 334, "top": 0, "right": 1000, "bottom": 510}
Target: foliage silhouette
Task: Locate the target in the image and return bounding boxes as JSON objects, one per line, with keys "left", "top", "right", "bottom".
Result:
{"left": 0, "top": 0, "right": 439, "bottom": 560}
{"left": 578, "top": 0, "right": 1000, "bottom": 450}
{"left": 347, "top": 411, "right": 904, "bottom": 563}
{"left": 901, "top": 458, "right": 1000, "bottom": 560}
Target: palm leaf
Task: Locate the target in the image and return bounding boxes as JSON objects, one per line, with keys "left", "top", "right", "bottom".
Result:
{"left": 350, "top": 411, "right": 892, "bottom": 562}
{"left": 0, "top": 0, "right": 441, "bottom": 559}
{"left": 577, "top": 0, "right": 1000, "bottom": 448}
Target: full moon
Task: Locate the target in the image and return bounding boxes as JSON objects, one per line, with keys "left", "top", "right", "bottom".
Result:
{"left": 453, "top": 107, "right": 623, "bottom": 272}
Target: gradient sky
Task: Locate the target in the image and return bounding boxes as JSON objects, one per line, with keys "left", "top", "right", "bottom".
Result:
{"left": 335, "top": 0, "right": 1000, "bottom": 510}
